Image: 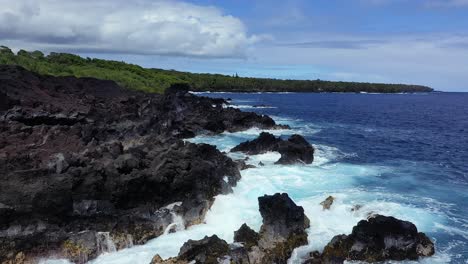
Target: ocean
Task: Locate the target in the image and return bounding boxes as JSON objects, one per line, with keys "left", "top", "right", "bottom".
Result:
{"left": 44, "top": 92, "right": 468, "bottom": 264}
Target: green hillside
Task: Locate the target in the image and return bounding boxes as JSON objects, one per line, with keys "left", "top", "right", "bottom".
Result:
{"left": 0, "top": 46, "right": 433, "bottom": 93}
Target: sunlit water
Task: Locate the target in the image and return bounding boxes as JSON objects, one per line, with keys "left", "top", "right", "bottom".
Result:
{"left": 43, "top": 93, "right": 468, "bottom": 264}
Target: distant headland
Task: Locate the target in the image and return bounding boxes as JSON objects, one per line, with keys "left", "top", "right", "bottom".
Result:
{"left": 0, "top": 46, "right": 433, "bottom": 94}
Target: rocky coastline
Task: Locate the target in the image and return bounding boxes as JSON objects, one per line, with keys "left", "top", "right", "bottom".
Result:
{"left": 0, "top": 66, "right": 435, "bottom": 264}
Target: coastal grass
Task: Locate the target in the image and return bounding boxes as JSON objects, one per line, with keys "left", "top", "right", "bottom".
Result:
{"left": 0, "top": 46, "right": 433, "bottom": 94}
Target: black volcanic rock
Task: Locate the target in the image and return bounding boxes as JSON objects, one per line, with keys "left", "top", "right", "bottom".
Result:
{"left": 151, "top": 235, "right": 230, "bottom": 264}
{"left": 164, "top": 82, "right": 190, "bottom": 96}
{"left": 0, "top": 65, "right": 285, "bottom": 263}
{"left": 253, "top": 193, "right": 310, "bottom": 264}
{"left": 275, "top": 134, "right": 314, "bottom": 164}
{"left": 231, "top": 132, "right": 314, "bottom": 165}
{"left": 234, "top": 224, "right": 260, "bottom": 250}
{"left": 257, "top": 193, "right": 310, "bottom": 246}
{"left": 317, "top": 215, "right": 435, "bottom": 263}
{"left": 151, "top": 193, "right": 310, "bottom": 264}
{"left": 231, "top": 132, "right": 281, "bottom": 154}
{"left": 178, "top": 235, "right": 230, "bottom": 264}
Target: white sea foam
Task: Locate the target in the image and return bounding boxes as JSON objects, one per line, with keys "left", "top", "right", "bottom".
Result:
{"left": 230, "top": 104, "right": 277, "bottom": 109}
{"left": 42, "top": 126, "right": 454, "bottom": 264}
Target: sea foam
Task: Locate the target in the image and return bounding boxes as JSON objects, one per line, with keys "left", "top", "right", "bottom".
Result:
{"left": 42, "top": 125, "right": 453, "bottom": 264}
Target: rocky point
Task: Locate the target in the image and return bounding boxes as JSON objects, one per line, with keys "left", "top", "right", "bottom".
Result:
{"left": 0, "top": 65, "right": 284, "bottom": 263}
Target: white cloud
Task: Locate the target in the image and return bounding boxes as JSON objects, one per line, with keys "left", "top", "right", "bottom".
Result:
{"left": 0, "top": 0, "right": 261, "bottom": 58}
{"left": 249, "top": 33, "right": 468, "bottom": 90}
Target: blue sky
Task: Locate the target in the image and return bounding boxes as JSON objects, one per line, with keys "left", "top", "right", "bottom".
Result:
{"left": 1, "top": 0, "right": 468, "bottom": 91}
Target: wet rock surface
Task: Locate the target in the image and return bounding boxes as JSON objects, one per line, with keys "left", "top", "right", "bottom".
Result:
{"left": 231, "top": 132, "right": 282, "bottom": 155}
{"left": 153, "top": 193, "right": 310, "bottom": 264}
{"left": 231, "top": 132, "right": 314, "bottom": 165}
{"left": 151, "top": 235, "right": 230, "bottom": 264}
{"left": 0, "top": 66, "right": 284, "bottom": 263}
{"left": 234, "top": 224, "right": 260, "bottom": 250}
{"left": 320, "top": 196, "right": 335, "bottom": 210}
{"left": 253, "top": 193, "right": 310, "bottom": 263}
{"left": 305, "top": 215, "right": 435, "bottom": 263}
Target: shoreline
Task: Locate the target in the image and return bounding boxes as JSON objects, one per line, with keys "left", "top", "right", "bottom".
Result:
{"left": 190, "top": 91, "right": 437, "bottom": 95}
{"left": 1, "top": 66, "right": 436, "bottom": 264}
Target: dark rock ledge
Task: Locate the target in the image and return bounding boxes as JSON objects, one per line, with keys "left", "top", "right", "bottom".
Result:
{"left": 304, "top": 215, "right": 435, "bottom": 263}
{"left": 0, "top": 65, "right": 286, "bottom": 263}
{"left": 231, "top": 132, "right": 315, "bottom": 165}
{"left": 0, "top": 66, "right": 435, "bottom": 264}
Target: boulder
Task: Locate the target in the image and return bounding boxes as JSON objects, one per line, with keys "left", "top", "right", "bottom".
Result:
{"left": 177, "top": 235, "right": 230, "bottom": 264}
{"left": 235, "top": 159, "right": 257, "bottom": 170}
{"left": 319, "top": 215, "right": 435, "bottom": 263}
{"left": 275, "top": 135, "right": 314, "bottom": 165}
{"left": 234, "top": 224, "right": 260, "bottom": 250}
{"left": 255, "top": 193, "right": 310, "bottom": 263}
{"left": 231, "top": 133, "right": 314, "bottom": 165}
{"left": 150, "top": 193, "right": 310, "bottom": 264}
{"left": 320, "top": 196, "right": 335, "bottom": 210}
{"left": 231, "top": 132, "right": 281, "bottom": 155}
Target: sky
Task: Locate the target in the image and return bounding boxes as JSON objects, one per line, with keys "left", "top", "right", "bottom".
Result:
{"left": 1, "top": 0, "right": 468, "bottom": 91}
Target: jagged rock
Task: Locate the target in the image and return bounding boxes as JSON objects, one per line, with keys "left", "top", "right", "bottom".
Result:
{"left": 177, "top": 235, "right": 230, "bottom": 264}
{"left": 275, "top": 135, "right": 314, "bottom": 165}
{"left": 235, "top": 159, "right": 257, "bottom": 170}
{"left": 256, "top": 193, "right": 310, "bottom": 263}
{"left": 61, "top": 231, "right": 98, "bottom": 263}
{"left": 303, "top": 251, "right": 323, "bottom": 264}
{"left": 229, "top": 244, "right": 251, "bottom": 264}
{"left": 231, "top": 132, "right": 281, "bottom": 155}
{"left": 234, "top": 224, "right": 260, "bottom": 250}
{"left": 231, "top": 133, "right": 314, "bottom": 165}
{"left": 151, "top": 254, "right": 188, "bottom": 264}
{"left": 174, "top": 198, "right": 213, "bottom": 227}
{"left": 0, "top": 66, "right": 285, "bottom": 263}
{"left": 320, "top": 196, "right": 335, "bottom": 210}
{"left": 150, "top": 193, "right": 310, "bottom": 264}
{"left": 319, "top": 215, "right": 435, "bottom": 263}
{"left": 258, "top": 161, "right": 265, "bottom": 166}
{"left": 114, "top": 153, "right": 141, "bottom": 174}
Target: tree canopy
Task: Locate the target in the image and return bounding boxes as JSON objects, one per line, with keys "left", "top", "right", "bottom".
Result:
{"left": 0, "top": 47, "right": 433, "bottom": 94}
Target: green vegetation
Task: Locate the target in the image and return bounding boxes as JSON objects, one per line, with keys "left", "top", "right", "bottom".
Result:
{"left": 0, "top": 46, "right": 433, "bottom": 93}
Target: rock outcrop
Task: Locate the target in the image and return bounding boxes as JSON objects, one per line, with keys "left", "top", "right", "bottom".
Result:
{"left": 231, "top": 132, "right": 314, "bottom": 165}
{"left": 152, "top": 193, "right": 310, "bottom": 264}
{"left": 305, "top": 215, "right": 435, "bottom": 263}
{"left": 0, "top": 66, "right": 285, "bottom": 263}
{"left": 234, "top": 224, "right": 260, "bottom": 250}
{"left": 275, "top": 135, "right": 314, "bottom": 165}
{"left": 320, "top": 196, "right": 335, "bottom": 210}
{"left": 151, "top": 235, "right": 230, "bottom": 264}
{"left": 231, "top": 132, "right": 282, "bottom": 155}
{"left": 252, "top": 193, "right": 310, "bottom": 263}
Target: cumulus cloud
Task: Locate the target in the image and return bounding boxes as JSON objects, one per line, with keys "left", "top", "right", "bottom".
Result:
{"left": 0, "top": 0, "right": 260, "bottom": 57}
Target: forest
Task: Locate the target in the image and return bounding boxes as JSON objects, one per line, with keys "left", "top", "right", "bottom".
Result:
{"left": 0, "top": 46, "right": 433, "bottom": 94}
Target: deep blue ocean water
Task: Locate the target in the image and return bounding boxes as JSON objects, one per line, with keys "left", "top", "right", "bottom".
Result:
{"left": 47, "top": 92, "right": 467, "bottom": 264}
{"left": 203, "top": 92, "right": 468, "bottom": 263}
